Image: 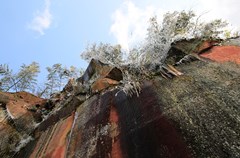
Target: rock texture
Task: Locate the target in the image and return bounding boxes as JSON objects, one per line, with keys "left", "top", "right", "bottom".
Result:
{"left": 201, "top": 46, "right": 240, "bottom": 64}
{"left": 0, "top": 91, "right": 45, "bottom": 157}
{"left": 153, "top": 61, "right": 240, "bottom": 157}
{"left": 1, "top": 38, "right": 240, "bottom": 158}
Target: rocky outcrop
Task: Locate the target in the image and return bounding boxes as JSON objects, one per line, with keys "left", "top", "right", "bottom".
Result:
{"left": 153, "top": 61, "right": 240, "bottom": 157}
{"left": 0, "top": 91, "right": 45, "bottom": 157}
{"left": 1, "top": 38, "right": 240, "bottom": 158}
{"left": 201, "top": 46, "right": 240, "bottom": 64}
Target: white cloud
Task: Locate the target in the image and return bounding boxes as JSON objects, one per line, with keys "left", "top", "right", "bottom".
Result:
{"left": 28, "top": 0, "right": 52, "bottom": 35}
{"left": 197, "top": 0, "right": 240, "bottom": 28}
{"left": 110, "top": 0, "right": 240, "bottom": 51}
{"left": 110, "top": 1, "right": 164, "bottom": 51}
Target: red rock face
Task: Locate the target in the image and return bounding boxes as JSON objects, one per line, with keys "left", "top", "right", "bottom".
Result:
{"left": 29, "top": 114, "right": 74, "bottom": 158}
{"left": 112, "top": 82, "right": 192, "bottom": 158}
{"left": 3, "top": 40, "right": 240, "bottom": 157}
{"left": 55, "top": 82, "right": 191, "bottom": 158}
{"left": 4, "top": 92, "right": 44, "bottom": 118}
{"left": 92, "top": 78, "right": 119, "bottom": 93}
{"left": 3, "top": 92, "right": 45, "bottom": 133}
{"left": 110, "top": 105, "right": 122, "bottom": 158}
{"left": 0, "top": 91, "right": 46, "bottom": 157}
{"left": 201, "top": 46, "right": 240, "bottom": 64}
{"left": 19, "top": 82, "right": 191, "bottom": 158}
{"left": 195, "top": 40, "right": 219, "bottom": 54}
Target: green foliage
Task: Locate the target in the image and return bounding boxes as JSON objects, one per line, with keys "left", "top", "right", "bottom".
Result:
{"left": 1, "top": 62, "right": 82, "bottom": 98}
{"left": 39, "top": 64, "right": 83, "bottom": 98}
{"left": 0, "top": 64, "right": 9, "bottom": 74}
{"left": 0, "top": 62, "right": 40, "bottom": 93}
{"left": 68, "top": 66, "right": 84, "bottom": 79}
{"left": 16, "top": 62, "right": 40, "bottom": 92}
{"left": 81, "top": 43, "right": 123, "bottom": 65}
{"left": 44, "top": 64, "right": 69, "bottom": 95}
{"left": 0, "top": 64, "right": 12, "bottom": 91}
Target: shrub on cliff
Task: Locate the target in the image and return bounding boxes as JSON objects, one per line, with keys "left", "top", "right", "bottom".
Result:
{"left": 81, "top": 43, "right": 123, "bottom": 66}
{"left": 80, "top": 10, "right": 230, "bottom": 96}
{"left": 135, "top": 10, "right": 228, "bottom": 66}
{"left": 82, "top": 10, "right": 229, "bottom": 68}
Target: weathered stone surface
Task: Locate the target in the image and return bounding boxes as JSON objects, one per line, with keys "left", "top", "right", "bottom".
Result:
{"left": 79, "top": 59, "right": 122, "bottom": 83}
{"left": 77, "top": 59, "right": 122, "bottom": 93}
{"left": 19, "top": 83, "right": 192, "bottom": 158}
{"left": 167, "top": 39, "right": 220, "bottom": 65}
{"left": 1, "top": 39, "right": 240, "bottom": 158}
{"left": 0, "top": 123, "right": 21, "bottom": 158}
{"left": 172, "top": 39, "right": 220, "bottom": 55}
{"left": 5, "top": 92, "right": 45, "bottom": 134}
{"left": 0, "top": 92, "right": 46, "bottom": 157}
{"left": 222, "top": 37, "right": 240, "bottom": 46}
{"left": 30, "top": 114, "right": 74, "bottom": 158}
{"left": 62, "top": 83, "right": 191, "bottom": 158}
{"left": 91, "top": 78, "right": 119, "bottom": 93}
{"left": 0, "top": 92, "right": 9, "bottom": 106}
{"left": 201, "top": 46, "right": 240, "bottom": 64}
{"left": 154, "top": 61, "right": 240, "bottom": 157}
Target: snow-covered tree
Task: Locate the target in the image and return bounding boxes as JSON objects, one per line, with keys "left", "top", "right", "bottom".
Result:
{"left": 136, "top": 10, "right": 228, "bottom": 66}
{"left": 81, "top": 43, "right": 123, "bottom": 65}
{"left": 80, "top": 10, "right": 230, "bottom": 96}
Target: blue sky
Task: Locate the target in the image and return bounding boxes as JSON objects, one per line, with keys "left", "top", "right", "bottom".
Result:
{"left": 0, "top": 0, "right": 239, "bottom": 84}
{"left": 0, "top": 0, "right": 123, "bottom": 83}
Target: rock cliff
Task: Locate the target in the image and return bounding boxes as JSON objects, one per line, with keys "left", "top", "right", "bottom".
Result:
{"left": 1, "top": 38, "right": 240, "bottom": 158}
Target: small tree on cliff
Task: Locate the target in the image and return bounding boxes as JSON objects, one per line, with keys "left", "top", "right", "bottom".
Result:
{"left": 45, "top": 64, "right": 68, "bottom": 94}
{"left": 40, "top": 64, "right": 83, "bottom": 97}
{"left": 81, "top": 43, "right": 123, "bottom": 66}
{"left": 15, "top": 62, "right": 40, "bottom": 92}
{"left": 0, "top": 64, "right": 10, "bottom": 91}
{"left": 0, "top": 62, "right": 40, "bottom": 93}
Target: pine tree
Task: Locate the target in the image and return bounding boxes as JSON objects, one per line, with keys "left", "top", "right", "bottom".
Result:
{"left": 0, "top": 62, "right": 40, "bottom": 93}
{"left": 42, "top": 64, "right": 83, "bottom": 97}
{"left": 15, "top": 62, "right": 40, "bottom": 92}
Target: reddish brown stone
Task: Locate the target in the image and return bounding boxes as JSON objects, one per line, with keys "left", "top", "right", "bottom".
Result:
{"left": 78, "top": 59, "right": 122, "bottom": 93}
{"left": 4, "top": 91, "right": 44, "bottom": 118}
{"left": 195, "top": 40, "right": 219, "bottom": 54}
{"left": 110, "top": 106, "right": 122, "bottom": 158}
{"left": 1, "top": 92, "right": 46, "bottom": 133}
{"left": 201, "top": 46, "right": 240, "bottom": 64}
{"left": 92, "top": 78, "right": 119, "bottom": 93}
{"left": 29, "top": 114, "right": 74, "bottom": 158}
{"left": 172, "top": 39, "right": 221, "bottom": 55}
{"left": 4, "top": 39, "right": 240, "bottom": 158}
